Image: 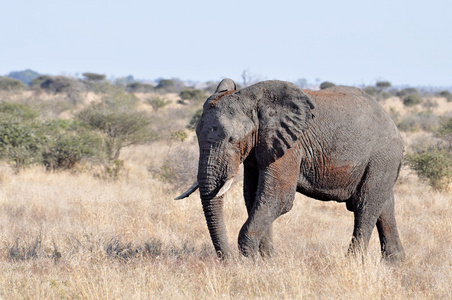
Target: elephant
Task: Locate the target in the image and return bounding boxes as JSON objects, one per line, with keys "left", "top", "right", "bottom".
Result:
{"left": 176, "top": 79, "right": 405, "bottom": 263}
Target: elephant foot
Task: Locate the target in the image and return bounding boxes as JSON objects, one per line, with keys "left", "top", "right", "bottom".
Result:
{"left": 381, "top": 247, "right": 405, "bottom": 264}
{"left": 259, "top": 240, "right": 274, "bottom": 258}
{"left": 238, "top": 230, "right": 259, "bottom": 258}
{"left": 346, "top": 237, "right": 366, "bottom": 261}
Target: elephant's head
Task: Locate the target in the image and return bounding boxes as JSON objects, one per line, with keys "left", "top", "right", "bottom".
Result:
{"left": 176, "top": 79, "right": 315, "bottom": 258}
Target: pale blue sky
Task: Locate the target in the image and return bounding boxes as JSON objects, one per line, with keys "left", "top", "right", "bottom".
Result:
{"left": 1, "top": 0, "right": 451, "bottom": 86}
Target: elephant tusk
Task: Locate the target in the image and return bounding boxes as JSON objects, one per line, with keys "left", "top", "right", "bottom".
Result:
{"left": 215, "top": 178, "right": 234, "bottom": 198}
{"left": 174, "top": 181, "right": 199, "bottom": 200}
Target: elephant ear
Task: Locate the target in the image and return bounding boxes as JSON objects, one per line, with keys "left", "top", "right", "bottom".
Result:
{"left": 255, "top": 81, "right": 315, "bottom": 167}
{"left": 215, "top": 78, "right": 237, "bottom": 93}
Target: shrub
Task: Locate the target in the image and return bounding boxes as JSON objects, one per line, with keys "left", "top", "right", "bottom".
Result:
{"left": 180, "top": 88, "right": 206, "bottom": 102}
{"left": 379, "top": 91, "right": 392, "bottom": 100}
{"left": 406, "top": 146, "right": 452, "bottom": 190}
{"left": 77, "top": 89, "right": 156, "bottom": 160}
{"left": 187, "top": 109, "right": 202, "bottom": 130}
{"left": 396, "top": 88, "right": 419, "bottom": 98}
{"left": 147, "top": 97, "right": 170, "bottom": 112}
{"left": 0, "top": 102, "right": 42, "bottom": 170}
{"left": 31, "top": 75, "right": 85, "bottom": 104}
{"left": 156, "top": 79, "right": 175, "bottom": 93}
{"left": 34, "top": 76, "right": 80, "bottom": 94}
{"left": 403, "top": 94, "right": 422, "bottom": 107}
{"left": 397, "top": 112, "right": 439, "bottom": 132}
{"left": 149, "top": 145, "right": 198, "bottom": 189}
{"left": 0, "top": 120, "right": 44, "bottom": 170}
{"left": 0, "top": 102, "right": 39, "bottom": 121}
{"left": 0, "top": 77, "right": 26, "bottom": 91}
{"left": 319, "top": 81, "right": 335, "bottom": 90}
{"left": 364, "top": 86, "right": 378, "bottom": 97}
{"left": 436, "top": 117, "right": 452, "bottom": 147}
{"left": 126, "top": 82, "right": 154, "bottom": 93}
{"left": 41, "top": 120, "right": 104, "bottom": 171}
{"left": 438, "top": 90, "right": 452, "bottom": 102}
{"left": 171, "top": 130, "right": 187, "bottom": 142}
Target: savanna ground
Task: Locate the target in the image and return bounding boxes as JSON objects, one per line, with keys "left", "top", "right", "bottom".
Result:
{"left": 0, "top": 83, "right": 451, "bottom": 299}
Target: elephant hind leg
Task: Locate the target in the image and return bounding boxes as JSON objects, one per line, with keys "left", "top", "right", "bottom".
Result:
{"left": 376, "top": 194, "right": 405, "bottom": 263}
{"left": 348, "top": 143, "right": 404, "bottom": 261}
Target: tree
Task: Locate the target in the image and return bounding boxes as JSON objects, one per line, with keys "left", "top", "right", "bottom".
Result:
{"left": 320, "top": 81, "right": 335, "bottom": 90}
{"left": 82, "top": 72, "right": 106, "bottom": 81}
{"left": 376, "top": 81, "right": 391, "bottom": 90}
{"left": 241, "top": 69, "right": 259, "bottom": 88}
{"left": 77, "top": 89, "right": 156, "bottom": 160}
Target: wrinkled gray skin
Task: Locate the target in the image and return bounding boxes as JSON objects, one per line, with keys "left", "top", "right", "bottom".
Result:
{"left": 177, "top": 79, "right": 405, "bottom": 263}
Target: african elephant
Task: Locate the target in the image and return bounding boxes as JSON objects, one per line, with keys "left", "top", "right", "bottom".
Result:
{"left": 176, "top": 79, "right": 405, "bottom": 263}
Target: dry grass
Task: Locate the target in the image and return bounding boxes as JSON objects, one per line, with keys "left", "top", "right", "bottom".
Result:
{"left": 0, "top": 141, "right": 451, "bottom": 299}
{"left": 0, "top": 90, "right": 451, "bottom": 298}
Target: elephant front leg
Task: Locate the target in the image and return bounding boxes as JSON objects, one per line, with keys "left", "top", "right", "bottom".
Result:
{"left": 243, "top": 164, "right": 274, "bottom": 257}
{"left": 239, "top": 151, "right": 301, "bottom": 258}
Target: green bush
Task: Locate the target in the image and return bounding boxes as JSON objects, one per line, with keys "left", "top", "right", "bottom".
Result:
{"left": 41, "top": 120, "right": 104, "bottom": 171}
{"left": 0, "top": 77, "right": 26, "bottom": 91}
{"left": 397, "top": 112, "right": 439, "bottom": 132}
{"left": 155, "top": 79, "right": 175, "bottom": 93}
{"left": 364, "top": 86, "right": 378, "bottom": 97}
{"left": 0, "top": 102, "right": 43, "bottom": 170}
{"left": 396, "top": 88, "right": 419, "bottom": 98}
{"left": 436, "top": 117, "right": 452, "bottom": 147}
{"left": 180, "top": 88, "right": 206, "bottom": 102}
{"left": 0, "top": 101, "right": 107, "bottom": 171}
{"left": 77, "top": 89, "right": 156, "bottom": 160}
{"left": 31, "top": 75, "right": 85, "bottom": 103}
{"left": 126, "top": 82, "right": 154, "bottom": 93}
{"left": 438, "top": 90, "right": 452, "bottom": 102}
{"left": 0, "top": 121, "right": 43, "bottom": 170}
{"left": 403, "top": 94, "right": 422, "bottom": 107}
{"left": 0, "top": 102, "right": 39, "bottom": 121}
{"left": 319, "top": 81, "right": 335, "bottom": 90}
{"left": 147, "top": 97, "right": 170, "bottom": 112}
{"left": 406, "top": 146, "right": 452, "bottom": 190}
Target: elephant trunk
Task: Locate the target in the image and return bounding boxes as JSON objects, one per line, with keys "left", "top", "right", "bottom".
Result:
{"left": 201, "top": 195, "right": 230, "bottom": 259}
{"left": 198, "top": 155, "right": 231, "bottom": 258}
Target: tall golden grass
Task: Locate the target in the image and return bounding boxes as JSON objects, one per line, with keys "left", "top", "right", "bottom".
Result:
{"left": 0, "top": 90, "right": 451, "bottom": 298}
{"left": 0, "top": 139, "right": 451, "bottom": 299}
